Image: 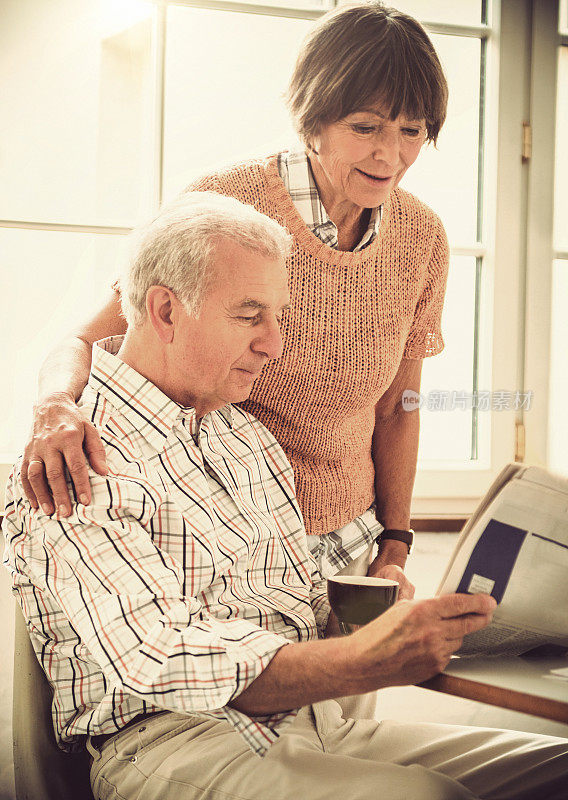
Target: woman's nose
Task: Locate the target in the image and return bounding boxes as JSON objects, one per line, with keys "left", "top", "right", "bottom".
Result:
{"left": 372, "top": 128, "right": 401, "bottom": 166}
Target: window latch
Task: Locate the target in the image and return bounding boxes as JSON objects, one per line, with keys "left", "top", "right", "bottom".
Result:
{"left": 522, "top": 122, "right": 532, "bottom": 163}
{"left": 515, "top": 421, "right": 526, "bottom": 462}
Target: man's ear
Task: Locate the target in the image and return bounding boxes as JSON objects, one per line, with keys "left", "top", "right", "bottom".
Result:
{"left": 145, "top": 286, "right": 177, "bottom": 343}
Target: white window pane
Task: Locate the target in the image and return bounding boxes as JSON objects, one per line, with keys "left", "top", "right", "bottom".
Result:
{"left": 548, "top": 259, "right": 568, "bottom": 476}
{"left": 0, "top": 229, "right": 130, "bottom": 461}
{"left": 400, "top": 34, "right": 481, "bottom": 246}
{"left": 164, "top": 14, "right": 482, "bottom": 247}
{"left": 418, "top": 255, "right": 477, "bottom": 463}
{"left": 389, "top": 0, "right": 483, "bottom": 26}
{"left": 1, "top": 0, "right": 155, "bottom": 225}
{"left": 237, "top": 0, "right": 328, "bottom": 8}
{"left": 560, "top": 0, "right": 568, "bottom": 35}
{"left": 554, "top": 46, "right": 568, "bottom": 251}
{"left": 162, "top": 6, "right": 312, "bottom": 199}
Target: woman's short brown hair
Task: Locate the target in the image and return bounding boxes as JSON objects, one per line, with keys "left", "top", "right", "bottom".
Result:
{"left": 287, "top": 2, "right": 448, "bottom": 146}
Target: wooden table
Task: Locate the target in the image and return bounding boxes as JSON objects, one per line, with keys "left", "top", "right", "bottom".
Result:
{"left": 420, "top": 655, "right": 568, "bottom": 724}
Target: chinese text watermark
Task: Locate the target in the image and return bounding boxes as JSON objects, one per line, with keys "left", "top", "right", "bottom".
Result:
{"left": 402, "top": 390, "right": 533, "bottom": 412}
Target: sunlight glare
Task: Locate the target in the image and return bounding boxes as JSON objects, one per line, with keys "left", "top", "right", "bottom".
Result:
{"left": 100, "top": 0, "right": 153, "bottom": 38}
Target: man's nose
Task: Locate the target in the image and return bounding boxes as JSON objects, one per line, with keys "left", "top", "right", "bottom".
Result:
{"left": 252, "top": 318, "right": 283, "bottom": 361}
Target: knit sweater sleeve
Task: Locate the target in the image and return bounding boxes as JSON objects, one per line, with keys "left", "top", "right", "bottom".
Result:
{"left": 184, "top": 172, "right": 225, "bottom": 194}
{"left": 403, "top": 212, "right": 449, "bottom": 359}
{"left": 182, "top": 161, "right": 268, "bottom": 209}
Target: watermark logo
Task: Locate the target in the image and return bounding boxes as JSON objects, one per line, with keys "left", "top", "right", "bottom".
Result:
{"left": 401, "top": 390, "right": 533, "bottom": 412}
{"left": 402, "top": 390, "right": 424, "bottom": 411}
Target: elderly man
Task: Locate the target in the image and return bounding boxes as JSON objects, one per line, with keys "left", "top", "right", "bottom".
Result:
{"left": 4, "top": 193, "right": 567, "bottom": 800}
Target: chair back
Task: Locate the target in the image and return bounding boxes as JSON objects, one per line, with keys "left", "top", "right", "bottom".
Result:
{"left": 13, "top": 605, "right": 95, "bottom": 800}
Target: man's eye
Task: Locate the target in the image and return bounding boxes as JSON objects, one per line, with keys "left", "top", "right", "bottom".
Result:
{"left": 238, "top": 315, "right": 260, "bottom": 324}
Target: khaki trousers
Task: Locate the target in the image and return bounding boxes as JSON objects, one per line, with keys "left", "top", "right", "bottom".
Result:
{"left": 88, "top": 701, "right": 568, "bottom": 800}
{"left": 333, "top": 543, "right": 378, "bottom": 721}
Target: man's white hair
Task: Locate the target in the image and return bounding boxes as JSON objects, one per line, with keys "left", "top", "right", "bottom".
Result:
{"left": 121, "top": 191, "right": 292, "bottom": 327}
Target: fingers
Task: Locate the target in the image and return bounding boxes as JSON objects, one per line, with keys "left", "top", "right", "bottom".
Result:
{"left": 24, "top": 397, "right": 102, "bottom": 514}
{"left": 402, "top": 584, "right": 415, "bottom": 601}
{"left": 83, "top": 423, "right": 108, "bottom": 477}
{"left": 371, "top": 563, "right": 415, "bottom": 601}
{"left": 392, "top": 573, "right": 415, "bottom": 601}
{"left": 435, "top": 594, "right": 496, "bottom": 657}
{"left": 47, "top": 449, "right": 79, "bottom": 517}
{"left": 359, "top": 594, "right": 497, "bottom": 686}
{"left": 27, "top": 456, "right": 56, "bottom": 516}
{"left": 442, "top": 610, "right": 493, "bottom": 641}
{"left": 21, "top": 449, "right": 39, "bottom": 509}
{"left": 64, "top": 452, "right": 92, "bottom": 509}
{"left": 396, "top": 573, "right": 415, "bottom": 600}
{"left": 437, "top": 592, "right": 497, "bottom": 619}
{"left": 65, "top": 422, "right": 107, "bottom": 506}
{"left": 375, "top": 564, "right": 404, "bottom": 580}
{"left": 27, "top": 445, "right": 92, "bottom": 517}
{"left": 43, "top": 438, "right": 92, "bottom": 515}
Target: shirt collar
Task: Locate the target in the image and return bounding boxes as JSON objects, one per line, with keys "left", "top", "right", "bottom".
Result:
{"left": 88, "top": 336, "right": 233, "bottom": 452}
{"left": 278, "top": 148, "right": 382, "bottom": 251}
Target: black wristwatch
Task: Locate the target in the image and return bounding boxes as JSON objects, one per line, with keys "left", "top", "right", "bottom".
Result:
{"left": 379, "top": 528, "right": 414, "bottom": 555}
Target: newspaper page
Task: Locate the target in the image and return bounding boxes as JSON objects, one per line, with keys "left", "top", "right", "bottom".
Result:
{"left": 437, "top": 465, "right": 568, "bottom": 657}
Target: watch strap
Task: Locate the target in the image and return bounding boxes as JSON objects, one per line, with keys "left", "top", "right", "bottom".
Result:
{"left": 379, "top": 528, "right": 414, "bottom": 553}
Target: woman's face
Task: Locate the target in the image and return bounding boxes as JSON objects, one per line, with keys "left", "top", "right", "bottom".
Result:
{"left": 309, "top": 106, "right": 427, "bottom": 211}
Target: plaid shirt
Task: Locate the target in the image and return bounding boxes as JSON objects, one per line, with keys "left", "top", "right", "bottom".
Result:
{"left": 277, "top": 148, "right": 381, "bottom": 251}
{"left": 4, "top": 337, "right": 330, "bottom": 757}
{"left": 306, "top": 509, "right": 381, "bottom": 579}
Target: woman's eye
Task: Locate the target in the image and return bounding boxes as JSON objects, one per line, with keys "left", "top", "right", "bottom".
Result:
{"left": 352, "top": 124, "right": 375, "bottom": 136}
{"left": 402, "top": 127, "right": 422, "bottom": 138}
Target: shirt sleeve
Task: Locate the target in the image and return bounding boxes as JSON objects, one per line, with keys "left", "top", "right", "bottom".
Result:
{"left": 403, "top": 214, "right": 449, "bottom": 360}
{"left": 306, "top": 551, "right": 331, "bottom": 638}
{"left": 9, "top": 469, "right": 295, "bottom": 756}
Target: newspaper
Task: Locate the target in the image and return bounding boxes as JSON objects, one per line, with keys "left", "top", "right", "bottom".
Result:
{"left": 436, "top": 464, "right": 568, "bottom": 657}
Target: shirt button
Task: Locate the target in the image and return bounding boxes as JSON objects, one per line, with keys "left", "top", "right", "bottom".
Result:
{"left": 138, "top": 726, "right": 146, "bottom": 732}
{"left": 130, "top": 756, "right": 137, "bottom": 763}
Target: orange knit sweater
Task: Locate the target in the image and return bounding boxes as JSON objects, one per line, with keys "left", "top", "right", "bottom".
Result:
{"left": 189, "top": 155, "right": 449, "bottom": 535}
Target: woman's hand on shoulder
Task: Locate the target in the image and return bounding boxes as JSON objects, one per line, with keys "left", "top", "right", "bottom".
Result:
{"left": 21, "top": 393, "right": 108, "bottom": 518}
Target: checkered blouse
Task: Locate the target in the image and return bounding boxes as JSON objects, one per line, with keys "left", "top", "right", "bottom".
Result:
{"left": 277, "top": 148, "right": 381, "bottom": 251}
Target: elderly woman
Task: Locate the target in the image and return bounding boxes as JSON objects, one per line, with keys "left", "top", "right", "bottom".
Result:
{"left": 23, "top": 3, "right": 447, "bottom": 606}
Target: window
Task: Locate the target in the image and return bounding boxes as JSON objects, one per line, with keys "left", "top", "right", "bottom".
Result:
{"left": 1, "top": 0, "right": 565, "bottom": 507}
{"left": 1, "top": 0, "right": 155, "bottom": 481}
{"left": 1, "top": 0, "right": 156, "bottom": 225}
{"left": 161, "top": 5, "right": 310, "bottom": 197}
{"left": 549, "top": 29, "right": 568, "bottom": 474}
{"left": 0, "top": 229, "right": 130, "bottom": 458}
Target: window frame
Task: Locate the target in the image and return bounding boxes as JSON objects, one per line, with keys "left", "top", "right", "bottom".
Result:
{"left": 158, "top": 0, "right": 504, "bottom": 508}
{"left": 0, "top": 0, "right": 563, "bottom": 513}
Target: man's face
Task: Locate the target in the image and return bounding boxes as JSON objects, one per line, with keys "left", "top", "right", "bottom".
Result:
{"left": 173, "top": 238, "right": 290, "bottom": 417}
